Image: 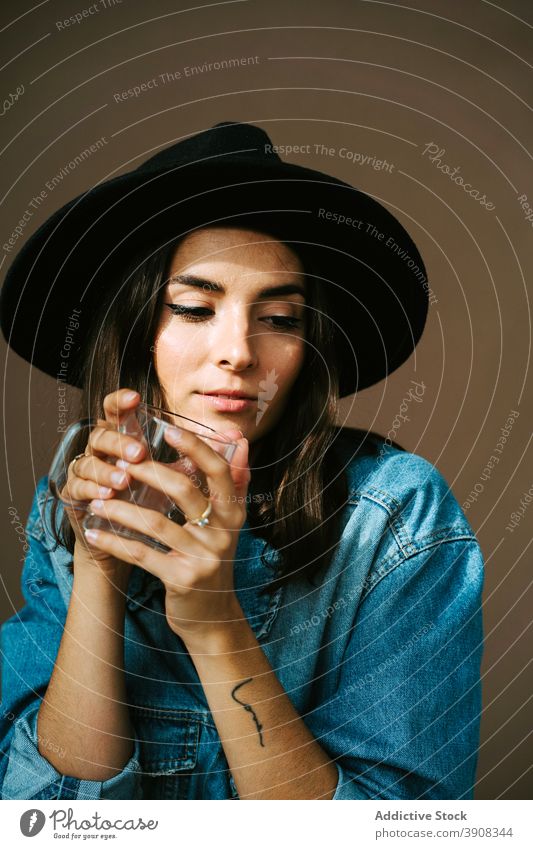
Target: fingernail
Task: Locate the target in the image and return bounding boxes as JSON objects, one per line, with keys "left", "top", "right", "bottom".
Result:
{"left": 110, "top": 471, "right": 127, "bottom": 486}
{"left": 166, "top": 426, "right": 182, "bottom": 444}
{"left": 90, "top": 499, "right": 104, "bottom": 510}
{"left": 126, "top": 443, "right": 142, "bottom": 459}
{"left": 84, "top": 529, "right": 99, "bottom": 542}
{"left": 98, "top": 486, "right": 113, "bottom": 496}
{"left": 116, "top": 459, "right": 130, "bottom": 470}
{"left": 124, "top": 390, "right": 139, "bottom": 402}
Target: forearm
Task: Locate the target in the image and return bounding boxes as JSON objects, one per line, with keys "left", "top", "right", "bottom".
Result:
{"left": 37, "top": 547, "right": 134, "bottom": 781}
{"left": 186, "top": 605, "right": 339, "bottom": 800}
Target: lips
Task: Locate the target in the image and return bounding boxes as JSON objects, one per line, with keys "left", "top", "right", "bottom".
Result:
{"left": 201, "top": 390, "right": 256, "bottom": 400}
{"left": 196, "top": 393, "right": 256, "bottom": 412}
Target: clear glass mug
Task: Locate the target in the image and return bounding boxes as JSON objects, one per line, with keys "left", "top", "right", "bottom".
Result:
{"left": 48, "top": 402, "right": 239, "bottom": 553}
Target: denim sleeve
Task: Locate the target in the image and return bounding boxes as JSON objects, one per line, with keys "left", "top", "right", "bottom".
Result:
{"left": 319, "top": 537, "right": 485, "bottom": 800}
{"left": 1, "top": 480, "right": 142, "bottom": 800}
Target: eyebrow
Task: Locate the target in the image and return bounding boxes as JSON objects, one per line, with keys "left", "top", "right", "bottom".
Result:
{"left": 168, "top": 273, "right": 306, "bottom": 300}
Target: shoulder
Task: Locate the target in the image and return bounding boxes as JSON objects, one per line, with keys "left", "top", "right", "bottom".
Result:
{"left": 333, "top": 426, "right": 477, "bottom": 547}
{"left": 328, "top": 427, "right": 483, "bottom": 605}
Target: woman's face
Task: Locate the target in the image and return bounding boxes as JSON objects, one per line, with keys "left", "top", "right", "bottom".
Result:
{"left": 153, "top": 226, "right": 307, "bottom": 448}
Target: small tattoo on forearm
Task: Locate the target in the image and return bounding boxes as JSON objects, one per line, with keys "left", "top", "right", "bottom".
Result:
{"left": 231, "top": 677, "right": 265, "bottom": 747}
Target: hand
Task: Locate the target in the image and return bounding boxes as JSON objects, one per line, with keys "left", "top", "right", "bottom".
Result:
{"left": 60, "top": 388, "right": 147, "bottom": 575}
{"left": 81, "top": 422, "right": 252, "bottom": 649}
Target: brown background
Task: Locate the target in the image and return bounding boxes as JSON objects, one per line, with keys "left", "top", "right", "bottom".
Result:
{"left": 1, "top": 0, "right": 531, "bottom": 800}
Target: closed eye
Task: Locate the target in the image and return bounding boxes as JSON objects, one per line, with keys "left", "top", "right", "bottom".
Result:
{"left": 164, "top": 304, "right": 303, "bottom": 330}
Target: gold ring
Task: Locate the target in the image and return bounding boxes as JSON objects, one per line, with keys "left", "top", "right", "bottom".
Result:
{"left": 184, "top": 499, "right": 212, "bottom": 528}
{"left": 69, "top": 451, "right": 88, "bottom": 477}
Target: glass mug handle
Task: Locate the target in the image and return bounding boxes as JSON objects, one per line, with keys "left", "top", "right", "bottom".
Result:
{"left": 48, "top": 416, "right": 186, "bottom": 553}
{"left": 48, "top": 418, "right": 100, "bottom": 511}
{"left": 49, "top": 411, "right": 160, "bottom": 508}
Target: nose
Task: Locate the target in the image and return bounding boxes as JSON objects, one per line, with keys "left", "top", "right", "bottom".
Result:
{"left": 211, "top": 309, "right": 258, "bottom": 371}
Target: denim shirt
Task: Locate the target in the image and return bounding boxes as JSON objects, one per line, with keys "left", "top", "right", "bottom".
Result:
{"left": 0, "top": 430, "right": 485, "bottom": 800}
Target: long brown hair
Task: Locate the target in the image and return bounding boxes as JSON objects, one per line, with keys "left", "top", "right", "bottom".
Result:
{"left": 49, "top": 224, "right": 396, "bottom": 595}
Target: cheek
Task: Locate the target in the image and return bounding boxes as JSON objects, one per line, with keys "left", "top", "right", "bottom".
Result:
{"left": 265, "top": 337, "right": 306, "bottom": 390}
{"left": 153, "top": 324, "right": 199, "bottom": 379}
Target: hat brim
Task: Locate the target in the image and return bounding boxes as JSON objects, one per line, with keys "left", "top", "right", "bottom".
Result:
{"left": 0, "top": 156, "right": 429, "bottom": 396}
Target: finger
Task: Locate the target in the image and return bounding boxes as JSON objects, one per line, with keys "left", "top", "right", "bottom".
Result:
{"left": 61, "top": 477, "right": 114, "bottom": 506}
{"left": 82, "top": 526, "right": 168, "bottom": 581}
{"left": 161, "top": 427, "right": 236, "bottom": 507}
{"left": 87, "top": 490, "right": 234, "bottom": 561}
{"left": 118, "top": 460, "right": 244, "bottom": 532}
{"left": 112, "top": 457, "right": 213, "bottom": 518}
{"left": 88, "top": 425, "right": 146, "bottom": 464}
{"left": 218, "top": 430, "right": 251, "bottom": 496}
{"left": 102, "top": 388, "right": 141, "bottom": 428}
{"left": 67, "top": 454, "right": 133, "bottom": 497}
{"left": 85, "top": 499, "right": 210, "bottom": 565}
{"left": 82, "top": 526, "right": 210, "bottom": 594}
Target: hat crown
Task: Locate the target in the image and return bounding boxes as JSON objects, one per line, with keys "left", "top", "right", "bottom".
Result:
{"left": 137, "top": 121, "right": 282, "bottom": 171}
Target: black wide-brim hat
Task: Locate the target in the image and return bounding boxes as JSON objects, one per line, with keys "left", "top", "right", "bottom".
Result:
{"left": 0, "top": 121, "right": 429, "bottom": 396}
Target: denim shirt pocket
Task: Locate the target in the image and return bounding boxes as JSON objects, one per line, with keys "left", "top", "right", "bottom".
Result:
{"left": 130, "top": 705, "right": 201, "bottom": 800}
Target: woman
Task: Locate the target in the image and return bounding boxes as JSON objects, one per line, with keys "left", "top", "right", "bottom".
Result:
{"left": 0, "top": 121, "right": 484, "bottom": 800}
